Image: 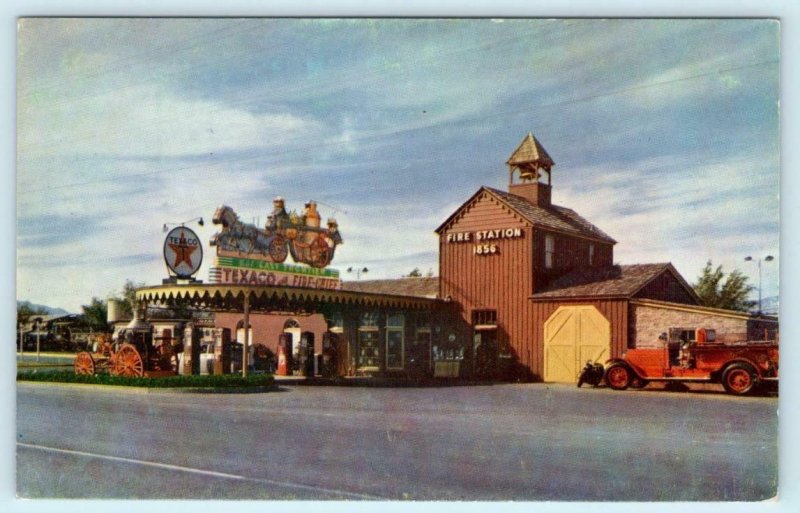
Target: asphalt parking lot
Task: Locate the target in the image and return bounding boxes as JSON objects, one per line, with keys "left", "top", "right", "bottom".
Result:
{"left": 16, "top": 380, "right": 777, "bottom": 501}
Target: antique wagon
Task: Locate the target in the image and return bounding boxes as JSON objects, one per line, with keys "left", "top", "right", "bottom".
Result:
{"left": 73, "top": 318, "right": 178, "bottom": 378}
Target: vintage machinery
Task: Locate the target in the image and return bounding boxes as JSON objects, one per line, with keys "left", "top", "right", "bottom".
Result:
{"left": 73, "top": 318, "right": 178, "bottom": 378}
{"left": 210, "top": 199, "right": 343, "bottom": 268}
{"left": 604, "top": 328, "right": 779, "bottom": 395}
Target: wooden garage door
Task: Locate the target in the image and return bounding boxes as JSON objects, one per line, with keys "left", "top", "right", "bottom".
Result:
{"left": 544, "top": 306, "right": 610, "bottom": 383}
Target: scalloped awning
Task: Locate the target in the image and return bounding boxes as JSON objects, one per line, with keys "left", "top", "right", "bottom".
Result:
{"left": 135, "top": 283, "right": 442, "bottom": 312}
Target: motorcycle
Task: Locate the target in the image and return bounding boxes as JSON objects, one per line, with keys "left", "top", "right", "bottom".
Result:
{"left": 577, "top": 361, "right": 605, "bottom": 388}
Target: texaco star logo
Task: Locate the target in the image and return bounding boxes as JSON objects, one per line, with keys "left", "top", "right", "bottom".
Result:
{"left": 163, "top": 227, "right": 202, "bottom": 278}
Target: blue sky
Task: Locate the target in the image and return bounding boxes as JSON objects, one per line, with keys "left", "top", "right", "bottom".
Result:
{"left": 16, "top": 18, "right": 780, "bottom": 313}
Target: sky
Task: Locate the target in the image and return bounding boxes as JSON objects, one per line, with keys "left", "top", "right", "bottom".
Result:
{"left": 16, "top": 17, "right": 781, "bottom": 313}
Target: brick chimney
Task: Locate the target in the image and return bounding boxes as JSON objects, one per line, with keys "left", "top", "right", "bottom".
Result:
{"left": 509, "top": 181, "right": 551, "bottom": 207}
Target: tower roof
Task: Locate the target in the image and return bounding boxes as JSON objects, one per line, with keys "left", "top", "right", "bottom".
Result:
{"left": 506, "top": 132, "right": 554, "bottom": 169}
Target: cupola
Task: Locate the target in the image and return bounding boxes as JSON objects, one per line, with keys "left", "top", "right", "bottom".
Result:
{"left": 506, "top": 132, "right": 554, "bottom": 207}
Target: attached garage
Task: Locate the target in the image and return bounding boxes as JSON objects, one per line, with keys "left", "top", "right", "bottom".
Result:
{"left": 543, "top": 305, "right": 610, "bottom": 382}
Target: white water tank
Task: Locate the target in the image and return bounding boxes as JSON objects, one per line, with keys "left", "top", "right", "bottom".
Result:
{"left": 107, "top": 299, "right": 123, "bottom": 323}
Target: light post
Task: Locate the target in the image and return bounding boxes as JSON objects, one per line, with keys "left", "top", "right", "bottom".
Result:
{"left": 744, "top": 255, "right": 774, "bottom": 314}
{"left": 346, "top": 267, "right": 369, "bottom": 280}
{"left": 163, "top": 216, "right": 204, "bottom": 232}
{"left": 34, "top": 316, "right": 43, "bottom": 362}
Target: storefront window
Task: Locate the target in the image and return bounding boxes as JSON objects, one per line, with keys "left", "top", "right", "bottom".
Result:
{"left": 326, "top": 311, "right": 344, "bottom": 333}
{"left": 386, "top": 314, "right": 404, "bottom": 369}
{"left": 358, "top": 311, "right": 380, "bottom": 368}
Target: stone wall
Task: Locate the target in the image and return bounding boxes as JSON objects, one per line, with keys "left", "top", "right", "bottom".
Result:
{"left": 630, "top": 302, "right": 778, "bottom": 348}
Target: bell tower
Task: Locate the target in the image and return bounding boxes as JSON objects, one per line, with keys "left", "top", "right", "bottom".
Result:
{"left": 507, "top": 132, "right": 554, "bottom": 207}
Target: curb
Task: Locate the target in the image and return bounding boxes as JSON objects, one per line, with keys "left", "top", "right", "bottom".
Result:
{"left": 16, "top": 380, "right": 278, "bottom": 395}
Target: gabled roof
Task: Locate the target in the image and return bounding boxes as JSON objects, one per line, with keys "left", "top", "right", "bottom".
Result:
{"left": 530, "top": 263, "right": 699, "bottom": 302}
{"left": 506, "top": 132, "right": 554, "bottom": 169}
{"left": 435, "top": 186, "right": 616, "bottom": 244}
{"left": 341, "top": 277, "right": 439, "bottom": 299}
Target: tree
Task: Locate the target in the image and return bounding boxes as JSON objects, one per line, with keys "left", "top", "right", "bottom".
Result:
{"left": 113, "top": 279, "right": 145, "bottom": 318}
{"left": 693, "top": 260, "right": 755, "bottom": 312}
{"left": 406, "top": 268, "right": 422, "bottom": 277}
{"left": 80, "top": 297, "right": 108, "bottom": 331}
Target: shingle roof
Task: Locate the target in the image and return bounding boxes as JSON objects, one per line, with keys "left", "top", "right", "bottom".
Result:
{"left": 484, "top": 187, "right": 617, "bottom": 243}
{"left": 531, "top": 263, "right": 678, "bottom": 299}
{"left": 506, "top": 132, "right": 555, "bottom": 169}
{"left": 341, "top": 277, "right": 439, "bottom": 299}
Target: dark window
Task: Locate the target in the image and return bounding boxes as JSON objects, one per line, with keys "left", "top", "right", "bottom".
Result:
{"left": 472, "top": 309, "right": 497, "bottom": 326}
{"left": 545, "top": 235, "right": 555, "bottom": 269}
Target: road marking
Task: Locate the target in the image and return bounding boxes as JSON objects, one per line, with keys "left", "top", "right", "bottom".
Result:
{"left": 17, "top": 442, "right": 384, "bottom": 500}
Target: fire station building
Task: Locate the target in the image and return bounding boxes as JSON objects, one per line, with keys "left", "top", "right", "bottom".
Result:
{"left": 432, "top": 133, "right": 776, "bottom": 382}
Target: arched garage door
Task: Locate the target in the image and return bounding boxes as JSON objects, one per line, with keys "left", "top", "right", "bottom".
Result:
{"left": 544, "top": 306, "right": 610, "bottom": 383}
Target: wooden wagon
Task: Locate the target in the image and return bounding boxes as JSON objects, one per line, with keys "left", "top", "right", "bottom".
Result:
{"left": 73, "top": 320, "right": 178, "bottom": 378}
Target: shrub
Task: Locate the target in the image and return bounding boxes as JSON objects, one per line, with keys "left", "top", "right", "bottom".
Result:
{"left": 17, "top": 370, "right": 274, "bottom": 389}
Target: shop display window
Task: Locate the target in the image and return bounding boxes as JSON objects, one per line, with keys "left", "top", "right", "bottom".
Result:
{"left": 358, "top": 311, "right": 380, "bottom": 369}
{"left": 386, "top": 314, "right": 404, "bottom": 369}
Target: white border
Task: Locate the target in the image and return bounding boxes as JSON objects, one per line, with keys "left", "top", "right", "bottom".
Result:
{"left": 5, "top": 3, "right": 798, "bottom": 513}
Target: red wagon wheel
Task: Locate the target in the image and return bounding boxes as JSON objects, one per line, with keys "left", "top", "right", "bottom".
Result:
{"left": 74, "top": 352, "right": 96, "bottom": 375}
{"left": 309, "top": 236, "right": 332, "bottom": 268}
{"left": 112, "top": 343, "right": 144, "bottom": 377}
{"left": 268, "top": 235, "right": 288, "bottom": 263}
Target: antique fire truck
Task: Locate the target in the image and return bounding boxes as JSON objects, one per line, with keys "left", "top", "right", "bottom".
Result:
{"left": 604, "top": 328, "right": 779, "bottom": 395}
{"left": 73, "top": 317, "right": 178, "bottom": 378}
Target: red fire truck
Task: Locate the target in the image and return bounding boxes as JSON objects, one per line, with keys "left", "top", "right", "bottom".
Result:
{"left": 604, "top": 328, "right": 779, "bottom": 395}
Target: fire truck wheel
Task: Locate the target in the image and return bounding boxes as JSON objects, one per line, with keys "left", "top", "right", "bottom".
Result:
{"left": 605, "top": 364, "right": 632, "bottom": 390}
{"left": 721, "top": 363, "right": 757, "bottom": 395}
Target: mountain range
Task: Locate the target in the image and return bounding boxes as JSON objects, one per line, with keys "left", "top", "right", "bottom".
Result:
{"left": 16, "top": 300, "right": 73, "bottom": 317}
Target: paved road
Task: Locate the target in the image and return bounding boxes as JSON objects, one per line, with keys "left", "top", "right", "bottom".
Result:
{"left": 16, "top": 382, "right": 777, "bottom": 501}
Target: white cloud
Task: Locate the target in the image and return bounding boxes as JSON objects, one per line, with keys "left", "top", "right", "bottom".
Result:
{"left": 18, "top": 84, "right": 321, "bottom": 161}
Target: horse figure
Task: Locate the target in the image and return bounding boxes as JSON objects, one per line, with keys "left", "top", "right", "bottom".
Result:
{"left": 210, "top": 203, "right": 342, "bottom": 268}
{"left": 210, "top": 205, "right": 287, "bottom": 262}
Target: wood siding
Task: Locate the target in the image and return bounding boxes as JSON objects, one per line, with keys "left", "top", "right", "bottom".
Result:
{"left": 439, "top": 190, "right": 628, "bottom": 379}
{"left": 533, "top": 230, "right": 614, "bottom": 292}
{"left": 634, "top": 271, "right": 697, "bottom": 304}
{"left": 439, "top": 191, "right": 535, "bottom": 374}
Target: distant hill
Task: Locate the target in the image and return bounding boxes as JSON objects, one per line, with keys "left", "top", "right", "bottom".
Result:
{"left": 16, "top": 301, "right": 72, "bottom": 317}
{"left": 758, "top": 296, "right": 779, "bottom": 316}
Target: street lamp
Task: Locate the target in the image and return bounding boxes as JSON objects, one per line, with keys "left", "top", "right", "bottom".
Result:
{"left": 34, "top": 316, "right": 43, "bottom": 362}
{"left": 163, "top": 216, "right": 204, "bottom": 232}
{"left": 346, "top": 267, "right": 369, "bottom": 280}
{"left": 744, "top": 255, "right": 775, "bottom": 314}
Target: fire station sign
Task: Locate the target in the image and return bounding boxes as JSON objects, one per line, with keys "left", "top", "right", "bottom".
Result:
{"left": 445, "top": 227, "right": 523, "bottom": 256}
{"left": 164, "top": 226, "right": 203, "bottom": 278}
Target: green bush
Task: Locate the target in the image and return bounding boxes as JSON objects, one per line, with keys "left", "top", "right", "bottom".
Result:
{"left": 17, "top": 370, "right": 274, "bottom": 389}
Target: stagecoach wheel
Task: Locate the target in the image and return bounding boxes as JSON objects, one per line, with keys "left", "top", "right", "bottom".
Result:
{"left": 112, "top": 343, "right": 144, "bottom": 377}
{"left": 268, "top": 236, "right": 288, "bottom": 263}
{"left": 310, "top": 237, "right": 332, "bottom": 268}
{"left": 74, "top": 352, "right": 96, "bottom": 375}
{"left": 722, "top": 364, "right": 756, "bottom": 395}
{"left": 605, "top": 364, "right": 632, "bottom": 390}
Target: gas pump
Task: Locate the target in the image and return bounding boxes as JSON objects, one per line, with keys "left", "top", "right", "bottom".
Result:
{"left": 213, "top": 328, "right": 232, "bottom": 375}
{"left": 300, "top": 331, "right": 315, "bottom": 377}
{"left": 182, "top": 324, "right": 201, "bottom": 375}
{"left": 321, "top": 332, "right": 338, "bottom": 378}
{"left": 276, "top": 332, "right": 293, "bottom": 376}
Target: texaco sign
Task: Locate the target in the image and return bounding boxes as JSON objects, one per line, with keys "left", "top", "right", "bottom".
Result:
{"left": 163, "top": 226, "right": 203, "bottom": 278}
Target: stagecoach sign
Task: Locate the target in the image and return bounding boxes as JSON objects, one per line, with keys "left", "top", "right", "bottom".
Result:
{"left": 163, "top": 226, "right": 203, "bottom": 278}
